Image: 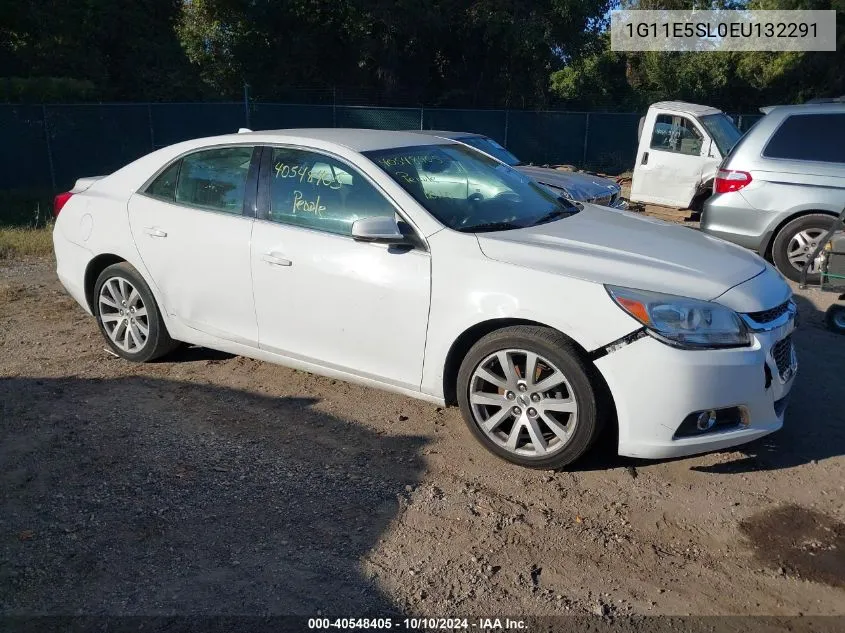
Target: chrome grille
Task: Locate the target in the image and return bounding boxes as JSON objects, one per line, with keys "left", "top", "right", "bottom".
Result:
{"left": 590, "top": 195, "right": 612, "bottom": 207}
{"left": 746, "top": 301, "right": 790, "bottom": 326}
{"left": 772, "top": 335, "right": 794, "bottom": 380}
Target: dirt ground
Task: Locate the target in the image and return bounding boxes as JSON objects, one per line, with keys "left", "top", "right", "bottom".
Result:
{"left": 2, "top": 254, "right": 845, "bottom": 621}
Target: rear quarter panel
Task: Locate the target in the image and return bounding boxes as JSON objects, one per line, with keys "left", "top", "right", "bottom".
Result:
{"left": 52, "top": 147, "right": 195, "bottom": 318}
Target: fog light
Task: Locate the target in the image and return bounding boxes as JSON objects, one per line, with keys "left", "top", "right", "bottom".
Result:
{"left": 696, "top": 410, "right": 717, "bottom": 431}
{"left": 674, "top": 406, "right": 749, "bottom": 439}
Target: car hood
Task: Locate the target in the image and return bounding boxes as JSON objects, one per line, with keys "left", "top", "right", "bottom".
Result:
{"left": 516, "top": 166, "right": 620, "bottom": 201}
{"left": 476, "top": 205, "right": 768, "bottom": 304}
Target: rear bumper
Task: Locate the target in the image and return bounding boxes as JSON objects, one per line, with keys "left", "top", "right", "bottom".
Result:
{"left": 595, "top": 324, "right": 796, "bottom": 460}
{"left": 701, "top": 192, "right": 782, "bottom": 253}
{"left": 53, "top": 231, "right": 93, "bottom": 315}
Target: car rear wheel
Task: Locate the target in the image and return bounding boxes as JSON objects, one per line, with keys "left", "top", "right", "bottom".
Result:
{"left": 94, "top": 262, "right": 178, "bottom": 362}
{"left": 456, "top": 326, "right": 603, "bottom": 469}
{"left": 826, "top": 304, "right": 845, "bottom": 335}
{"left": 772, "top": 214, "right": 835, "bottom": 283}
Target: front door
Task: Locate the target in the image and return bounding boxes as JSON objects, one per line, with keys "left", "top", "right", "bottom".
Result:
{"left": 250, "top": 146, "right": 431, "bottom": 391}
{"left": 127, "top": 145, "right": 260, "bottom": 346}
{"left": 632, "top": 113, "right": 715, "bottom": 208}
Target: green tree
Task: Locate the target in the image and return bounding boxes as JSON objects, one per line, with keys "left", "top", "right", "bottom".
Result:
{"left": 175, "top": 0, "right": 613, "bottom": 106}
{"left": 0, "top": 0, "right": 204, "bottom": 101}
{"left": 550, "top": 0, "right": 845, "bottom": 112}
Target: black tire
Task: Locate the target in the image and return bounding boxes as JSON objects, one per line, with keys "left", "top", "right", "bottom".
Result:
{"left": 93, "top": 262, "right": 178, "bottom": 362}
{"left": 456, "top": 325, "right": 604, "bottom": 470}
{"left": 825, "top": 305, "right": 845, "bottom": 335}
{"left": 771, "top": 213, "right": 835, "bottom": 283}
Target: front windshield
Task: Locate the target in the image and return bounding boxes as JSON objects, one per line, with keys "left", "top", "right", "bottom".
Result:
{"left": 364, "top": 144, "right": 579, "bottom": 232}
{"left": 699, "top": 113, "right": 743, "bottom": 156}
{"left": 458, "top": 136, "right": 521, "bottom": 166}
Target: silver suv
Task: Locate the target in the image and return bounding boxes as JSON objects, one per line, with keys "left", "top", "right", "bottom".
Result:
{"left": 701, "top": 103, "right": 845, "bottom": 282}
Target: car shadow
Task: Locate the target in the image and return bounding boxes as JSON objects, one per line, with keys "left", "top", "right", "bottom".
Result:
{"left": 0, "top": 376, "right": 428, "bottom": 617}
{"left": 691, "top": 293, "right": 845, "bottom": 474}
{"left": 156, "top": 345, "right": 236, "bottom": 363}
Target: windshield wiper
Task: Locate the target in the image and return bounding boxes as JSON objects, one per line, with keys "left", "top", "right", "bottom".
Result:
{"left": 459, "top": 221, "right": 521, "bottom": 233}
{"left": 531, "top": 207, "right": 577, "bottom": 227}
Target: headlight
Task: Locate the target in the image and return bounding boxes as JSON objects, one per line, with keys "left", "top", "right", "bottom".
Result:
{"left": 606, "top": 285, "right": 751, "bottom": 349}
{"left": 540, "top": 183, "right": 573, "bottom": 200}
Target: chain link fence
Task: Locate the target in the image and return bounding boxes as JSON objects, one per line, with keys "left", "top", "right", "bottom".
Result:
{"left": 0, "top": 102, "right": 764, "bottom": 226}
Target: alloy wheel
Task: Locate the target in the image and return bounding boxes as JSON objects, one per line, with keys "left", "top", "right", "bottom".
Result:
{"left": 787, "top": 228, "right": 827, "bottom": 273}
{"left": 98, "top": 276, "right": 149, "bottom": 353}
{"left": 469, "top": 349, "right": 578, "bottom": 458}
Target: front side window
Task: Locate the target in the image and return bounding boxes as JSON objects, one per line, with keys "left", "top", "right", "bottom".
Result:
{"left": 763, "top": 114, "right": 845, "bottom": 163}
{"left": 364, "top": 144, "right": 579, "bottom": 232}
{"left": 174, "top": 146, "right": 254, "bottom": 214}
{"left": 268, "top": 148, "right": 396, "bottom": 236}
{"left": 650, "top": 114, "right": 704, "bottom": 156}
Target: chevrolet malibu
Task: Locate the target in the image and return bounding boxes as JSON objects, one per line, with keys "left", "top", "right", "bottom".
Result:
{"left": 53, "top": 129, "right": 798, "bottom": 469}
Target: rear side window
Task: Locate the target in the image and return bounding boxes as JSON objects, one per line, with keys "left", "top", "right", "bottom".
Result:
{"left": 763, "top": 114, "right": 845, "bottom": 163}
{"left": 175, "top": 146, "right": 254, "bottom": 214}
{"left": 145, "top": 161, "right": 181, "bottom": 201}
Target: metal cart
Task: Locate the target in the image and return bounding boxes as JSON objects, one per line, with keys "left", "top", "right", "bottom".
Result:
{"left": 799, "top": 205, "right": 845, "bottom": 334}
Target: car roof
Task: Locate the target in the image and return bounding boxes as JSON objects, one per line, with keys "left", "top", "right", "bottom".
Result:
{"left": 410, "top": 130, "right": 483, "bottom": 140}
{"left": 225, "top": 128, "right": 456, "bottom": 152}
{"left": 650, "top": 101, "right": 723, "bottom": 117}
{"left": 758, "top": 102, "right": 845, "bottom": 115}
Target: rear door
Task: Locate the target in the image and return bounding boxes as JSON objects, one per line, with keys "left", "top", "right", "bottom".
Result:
{"left": 127, "top": 145, "right": 261, "bottom": 346}
{"left": 631, "top": 112, "right": 714, "bottom": 208}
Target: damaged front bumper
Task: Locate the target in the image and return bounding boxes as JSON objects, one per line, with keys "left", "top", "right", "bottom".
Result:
{"left": 593, "top": 314, "right": 796, "bottom": 460}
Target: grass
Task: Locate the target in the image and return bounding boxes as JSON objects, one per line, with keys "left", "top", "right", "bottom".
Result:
{"left": 0, "top": 225, "right": 54, "bottom": 260}
{"left": 0, "top": 188, "right": 55, "bottom": 228}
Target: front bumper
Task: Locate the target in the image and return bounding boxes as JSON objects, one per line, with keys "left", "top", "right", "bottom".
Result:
{"left": 595, "top": 320, "right": 796, "bottom": 460}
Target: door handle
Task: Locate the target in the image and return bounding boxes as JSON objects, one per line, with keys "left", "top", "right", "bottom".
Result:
{"left": 641, "top": 152, "right": 649, "bottom": 165}
{"left": 262, "top": 252, "right": 292, "bottom": 266}
{"left": 143, "top": 227, "right": 167, "bottom": 238}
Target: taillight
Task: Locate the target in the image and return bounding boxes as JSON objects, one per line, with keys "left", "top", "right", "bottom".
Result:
{"left": 714, "top": 169, "right": 752, "bottom": 194}
{"left": 53, "top": 191, "right": 73, "bottom": 217}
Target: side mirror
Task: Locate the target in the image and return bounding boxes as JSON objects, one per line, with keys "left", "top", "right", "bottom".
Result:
{"left": 351, "top": 216, "right": 409, "bottom": 244}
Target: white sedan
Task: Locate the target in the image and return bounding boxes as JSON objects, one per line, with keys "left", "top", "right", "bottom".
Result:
{"left": 53, "top": 129, "right": 798, "bottom": 469}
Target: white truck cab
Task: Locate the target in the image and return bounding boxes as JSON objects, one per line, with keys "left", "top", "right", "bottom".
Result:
{"left": 631, "top": 101, "right": 743, "bottom": 209}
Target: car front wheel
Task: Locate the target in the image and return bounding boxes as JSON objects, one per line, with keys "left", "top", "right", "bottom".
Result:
{"left": 94, "top": 262, "right": 178, "bottom": 362}
{"left": 456, "top": 325, "right": 603, "bottom": 469}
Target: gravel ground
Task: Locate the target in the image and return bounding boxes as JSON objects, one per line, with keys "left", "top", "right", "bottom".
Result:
{"left": 1, "top": 255, "right": 844, "bottom": 620}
